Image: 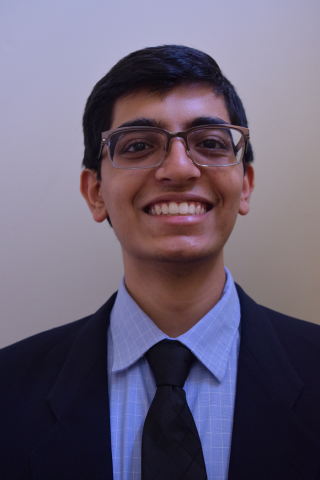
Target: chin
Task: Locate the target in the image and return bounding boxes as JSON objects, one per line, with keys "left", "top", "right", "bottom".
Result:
{"left": 151, "top": 244, "right": 221, "bottom": 265}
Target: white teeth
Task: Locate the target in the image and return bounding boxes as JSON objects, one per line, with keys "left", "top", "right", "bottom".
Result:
{"left": 149, "top": 202, "right": 208, "bottom": 216}
{"left": 169, "top": 202, "right": 179, "bottom": 214}
{"left": 188, "top": 203, "right": 195, "bottom": 214}
{"left": 161, "top": 204, "right": 169, "bottom": 214}
{"left": 178, "top": 202, "right": 189, "bottom": 214}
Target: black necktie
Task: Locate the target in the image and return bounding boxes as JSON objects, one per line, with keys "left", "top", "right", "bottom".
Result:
{"left": 142, "top": 340, "right": 207, "bottom": 480}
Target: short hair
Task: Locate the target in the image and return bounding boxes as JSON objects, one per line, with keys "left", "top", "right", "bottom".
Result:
{"left": 82, "top": 44, "right": 254, "bottom": 175}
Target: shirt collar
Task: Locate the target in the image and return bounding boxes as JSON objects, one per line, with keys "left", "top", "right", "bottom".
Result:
{"left": 110, "top": 267, "right": 240, "bottom": 383}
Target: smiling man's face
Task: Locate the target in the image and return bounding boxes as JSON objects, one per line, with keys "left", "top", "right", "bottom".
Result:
{"left": 83, "top": 84, "right": 254, "bottom": 270}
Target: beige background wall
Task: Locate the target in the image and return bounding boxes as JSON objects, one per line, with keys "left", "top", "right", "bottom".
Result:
{"left": 1, "top": 0, "right": 319, "bottom": 348}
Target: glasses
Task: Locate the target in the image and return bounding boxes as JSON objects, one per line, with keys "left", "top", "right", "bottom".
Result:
{"left": 99, "top": 124, "right": 250, "bottom": 169}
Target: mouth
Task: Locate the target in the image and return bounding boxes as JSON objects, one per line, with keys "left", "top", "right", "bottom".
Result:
{"left": 147, "top": 201, "right": 212, "bottom": 216}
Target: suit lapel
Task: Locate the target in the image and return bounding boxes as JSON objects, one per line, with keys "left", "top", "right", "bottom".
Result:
{"left": 228, "top": 285, "right": 320, "bottom": 479}
{"left": 30, "top": 293, "right": 117, "bottom": 480}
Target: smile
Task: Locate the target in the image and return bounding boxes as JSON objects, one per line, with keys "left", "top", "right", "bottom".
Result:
{"left": 148, "top": 202, "right": 209, "bottom": 216}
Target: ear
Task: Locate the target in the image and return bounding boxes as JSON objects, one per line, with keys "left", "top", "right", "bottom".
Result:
{"left": 80, "top": 169, "right": 108, "bottom": 223}
{"left": 239, "top": 165, "right": 254, "bottom": 216}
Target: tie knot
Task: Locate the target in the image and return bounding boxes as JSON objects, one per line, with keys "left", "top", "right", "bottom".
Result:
{"left": 146, "top": 340, "right": 194, "bottom": 388}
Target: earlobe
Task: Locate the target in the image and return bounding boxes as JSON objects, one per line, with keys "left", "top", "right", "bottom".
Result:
{"left": 80, "top": 169, "right": 108, "bottom": 223}
{"left": 239, "top": 165, "right": 255, "bottom": 216}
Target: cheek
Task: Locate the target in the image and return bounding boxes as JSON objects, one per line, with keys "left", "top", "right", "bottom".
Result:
{"left": 209, "top": 168, "right": 244, "bottom": 206}
{"left": 100, "top": 161, "right": 153, "bottom": 214}
{"left": 99, "top": 175, "right": 141, "bottom": 236}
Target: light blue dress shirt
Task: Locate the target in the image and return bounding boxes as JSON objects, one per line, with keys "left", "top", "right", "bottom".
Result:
{"left": 107, "top": 267, "right": 240, "bottom": 480}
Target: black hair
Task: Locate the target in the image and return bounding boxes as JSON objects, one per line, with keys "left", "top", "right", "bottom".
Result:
{"left": 82, "top": 44, "right": 253, "bottom": 176}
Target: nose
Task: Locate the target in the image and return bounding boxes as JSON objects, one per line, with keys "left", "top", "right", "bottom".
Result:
{"left": 154, "top": 138, "right": 201, "bottom": 184}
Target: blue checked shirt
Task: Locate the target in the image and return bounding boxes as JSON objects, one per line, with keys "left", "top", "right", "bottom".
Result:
{"left": 107, "top": 267, "right": 240, "bottom": 480}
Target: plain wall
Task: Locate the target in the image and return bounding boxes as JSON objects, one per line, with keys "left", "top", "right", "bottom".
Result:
{"left": 1, "top": 0, "right": 319, "bottom": 348}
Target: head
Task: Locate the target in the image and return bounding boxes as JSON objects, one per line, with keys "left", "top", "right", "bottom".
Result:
{"left": 80, "top": 46, "right": 254, "bottom": 274}
{"left": 82, "top": 45, "right": 253, "bottom": 179}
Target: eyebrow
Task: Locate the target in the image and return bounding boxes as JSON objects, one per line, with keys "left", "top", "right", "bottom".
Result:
{"left": 117, "top": 118, "right": 164, "bottom": 129}
{"left": 116, "top": 116, "right": 230, "bottom": 131}
{"left": 186, "top": 116, "right": 229, "bottom": 129}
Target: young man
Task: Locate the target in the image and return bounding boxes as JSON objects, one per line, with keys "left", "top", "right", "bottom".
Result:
{"left": 1, "top": 45, "right": 320, "bottom": 480}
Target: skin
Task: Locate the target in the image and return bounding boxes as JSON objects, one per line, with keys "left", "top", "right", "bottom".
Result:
{"left": 81, "top": 84, "right": 254, "bottom": 337}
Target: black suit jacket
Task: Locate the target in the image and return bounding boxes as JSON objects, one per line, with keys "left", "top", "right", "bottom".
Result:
{"left": 1, "top": 285, "right": 320, "bottom": 479}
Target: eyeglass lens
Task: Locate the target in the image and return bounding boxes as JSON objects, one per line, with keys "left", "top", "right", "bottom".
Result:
{"left": 108, "top": 127, "right": 244, "bottom": 168}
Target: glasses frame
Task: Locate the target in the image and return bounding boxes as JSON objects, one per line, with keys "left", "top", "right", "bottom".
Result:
{"left": 98, "top": 124, "right": 250, "bottom": 170}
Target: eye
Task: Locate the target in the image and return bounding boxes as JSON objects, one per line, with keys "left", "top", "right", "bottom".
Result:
{"left": 110, "top": 129, "right": 166, "bottom": 166}
{"left": 195, "top": 136, "right": 228, "bottom": 151}
{"left": 124, "top": 141, "right": 152, "bottom": 153}
{"left": 201, "top": 139, "right": 223, "bottom": 150}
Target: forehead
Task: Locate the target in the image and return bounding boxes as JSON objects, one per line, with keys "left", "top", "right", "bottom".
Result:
{"left": 111, "top": 84, "right": 231, "bottom": 131}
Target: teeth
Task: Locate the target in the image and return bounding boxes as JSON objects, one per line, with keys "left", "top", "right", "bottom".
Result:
{"left": 178, "top": 202, "right": 189, "bottom": 214}
{"left": 161, "top": 204, "right": 169, "bottom": 214}
{"left": 155, "top": 205, "right": 162, "bottom": 215}
{"left": 149, "top": 202, "right": 207, "bottom": 216}
{"left": 169, "top": 202, "right": 179, "bottom": 215}
{"left": 189, "top": 203, "right": 195, "bottom": 214}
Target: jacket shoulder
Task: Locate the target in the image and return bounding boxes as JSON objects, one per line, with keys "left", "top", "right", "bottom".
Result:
{"left": 0, "top": 291, "right": 117, "bottom": 392}
{"left": 261, "top": 305, "right": 320, "bottom": 371}
{"left": 262, "top": 304, "right": 320, "bottom": 335}
{"left": 0, "top": 315, "right": 93, "bottom": 390}
{"left": 236, "top": 282, "right": 320, "bottom": 394}
{"left": 236, "top": 282, "right": 320, "bottom": 350}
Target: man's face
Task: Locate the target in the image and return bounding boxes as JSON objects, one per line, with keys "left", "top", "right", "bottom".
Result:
{"left": 84, "top": 84, "right": 254, "bottom": 269}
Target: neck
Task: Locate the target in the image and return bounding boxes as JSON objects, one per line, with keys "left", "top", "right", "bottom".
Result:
{"left": 122, "top": 252, "right": 226, "bottom": 337}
